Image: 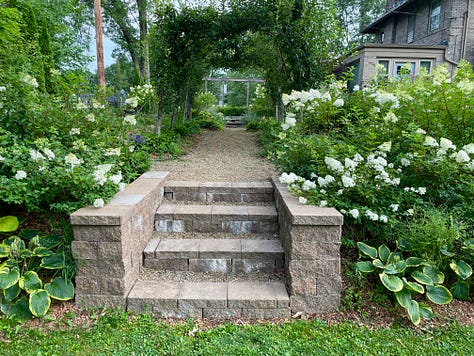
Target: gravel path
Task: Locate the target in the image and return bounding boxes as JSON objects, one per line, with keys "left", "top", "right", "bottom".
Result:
{"left": 152, "top": 128, "right": 276, "bottom": 182}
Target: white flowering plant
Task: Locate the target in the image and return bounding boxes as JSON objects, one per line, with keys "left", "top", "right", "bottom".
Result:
{"left": 264, "top": 62, "right": 474, "bottom": 309}
{"left": 0, "top": 83, "right": 151, "bottom": 213}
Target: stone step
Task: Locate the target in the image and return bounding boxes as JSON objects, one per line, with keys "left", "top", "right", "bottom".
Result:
{"left": 155, "top": 203, "right": 278, "bottom": 234}
{"left": 144, "top": 238, "right": 284, "bottom": 273}
{"left": 127, "top": 280, "right": 290, "bottom": 319}
{"left": 164, "top": 181, "right": 274, "bottom": 204}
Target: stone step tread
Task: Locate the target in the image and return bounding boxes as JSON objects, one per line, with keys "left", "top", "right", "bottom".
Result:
{"left": 144, "top": 238, "right": 283, "bottom": 258}
{"left": 157, "top": 203, "right": 277, "bottom": 219}
{"left": 128, "top": 280, "right": 289, "bottom": 309}
{"left": 144, "top": 238, "right": 284, "bottom": 258}
{"left": 165, "top": 181, "right": 273, "bottom": 193}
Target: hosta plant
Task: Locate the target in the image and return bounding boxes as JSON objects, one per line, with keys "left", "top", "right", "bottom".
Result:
{"left": 0, "top": 216, "right": 74, "bottom": 322}
{"left": 356, "top": 241, "right": 453, "bottom": 325}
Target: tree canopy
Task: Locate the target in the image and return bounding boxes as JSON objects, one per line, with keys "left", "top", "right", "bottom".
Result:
{"left": 150, "top": 0, "right": 343, "bottom": 121}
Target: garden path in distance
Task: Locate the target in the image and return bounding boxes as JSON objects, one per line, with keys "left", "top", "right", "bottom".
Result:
{"left": 153, "top": 128, "right": 276, "bottom": 181}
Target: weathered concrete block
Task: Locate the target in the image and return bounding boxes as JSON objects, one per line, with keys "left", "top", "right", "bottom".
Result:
{"left": 232, "top": 259, "right": 276, "bottom": 273}
{"left": 203, "top": 308, "right": 242, "bottom": 319}
{"left": 76, "top": 295, "right": 127, "bottom": 309}
{"left": 241, "top": 308, "right": 290, "bottom": 319}
{"left": 144, "top": 258, "right": 189, "bottom": 271}
{"left": 71, "top": 241, "right": 98, "bottom": 260}
{"left": 178, "top": 282, "right": 227, "bottom": 308}
{"left": 189, "top": 258, "right": 232, "bottom": 273}
{"left": 72, "top": 225, "right": 124, "bottom": 242}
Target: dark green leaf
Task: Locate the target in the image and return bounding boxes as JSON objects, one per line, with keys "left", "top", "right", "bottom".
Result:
{"left": 32, "top": 246, "right": 53, "bottom": 257}
{"left": 406, "top": 257, "right": 428, "bottom": 267}
{"left": 44, "top": 277, "right": 74, "bottom": 301}
{"left": 40, "top": 253, "right": 65, "bottom": 269}
{"left": 450, "top": 260, "right": 472, "bottom": 280}
{"left": 29, "top": 289, "right": 51, "bottom": 317}
{"left": 419, "top": 303, "right": 435, "bottom": 319}
{"left": 426, "top": 285, "right": 453, "bottom": 305}
{"left": 406, "top": 300, "right": 421, "bottom": 325}
{"left": 20, "top": 229, "right": 40, "bottom": 241}
{"left": 423, "top": 266, "right": 444, "bottom": 284}
{"left": 395, "top": 288, "right": 412, "bottom": 309}
{"left": 8, "top": 297, "right": 33, "bottom": 322}
{"left": 356, "top": 261, "right": 375, "bottom": 273}
{"left": 378, "top": 244, "right": 390, "bottom": 262}
{"left": 38, "top": 235, "right": 63, "bottom": 249}
{"left": 4, "top": 284, "right": 21, "bottom": 302}
{"left": 357, "top": 242, "right": 377, "bottom": 259}
{"left": 411, "top": 270, "right": 433, "bottom": 285}
{"left": 451, "top": 281, "right": 470, "bottom": 300}
{"left": 0, "top": 244, "right": 10, "bottom": 258}
{"left": 402, "top": 278, "right": 424, "bottom": 294}
{"left": 379, "top": 272, "right": 403, "bottom": 292}
{"left": 0, "top": 267, "right": 20, "bottom": 289}
{"left": 19, "top": 271, "right": 42, "bottom": 292}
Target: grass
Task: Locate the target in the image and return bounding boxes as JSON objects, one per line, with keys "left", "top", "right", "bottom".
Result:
{"left": 1, "top": 310, "right": 473, "bottom": 355}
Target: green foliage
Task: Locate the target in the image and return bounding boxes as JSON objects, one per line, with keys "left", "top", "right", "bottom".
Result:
{"left": 0, "top": 216, "right": 74, "bottom": 322}
{"left": 195, "top": 111, "right": 225, "bottom": 131}
{"left": 2, "top": 310, "right": 474, "bottom": 354}
{"left": 218, "top": 106, "right": 247, "bottom": 116}
{"left": 356, "top": 242, "right": 451, "bottom": 325}
{"left": 194, "top": 92, "right": 217, "bottom": 112}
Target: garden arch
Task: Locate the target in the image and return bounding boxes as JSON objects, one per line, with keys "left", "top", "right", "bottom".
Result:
{"left": 202, "top": 77, "right": 265, "bottom": 106}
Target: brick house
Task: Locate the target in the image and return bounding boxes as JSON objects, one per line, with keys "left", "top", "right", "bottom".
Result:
{"left": 346, "top": 0, "right": 474, "bottom": 87}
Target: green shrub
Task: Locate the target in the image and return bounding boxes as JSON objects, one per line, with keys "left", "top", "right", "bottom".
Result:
{"left": 194, "top": 92, "right": 217, "bottom": 111}
{"left": 218, "top": 106, "right": 247, "bottom": 116}
{"left": 195, "top": 111, "right": 225, "bottom": 130}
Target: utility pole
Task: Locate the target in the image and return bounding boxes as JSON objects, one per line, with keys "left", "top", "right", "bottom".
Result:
{"left": 94, "top": 0, "right": 106, "bottom": 87}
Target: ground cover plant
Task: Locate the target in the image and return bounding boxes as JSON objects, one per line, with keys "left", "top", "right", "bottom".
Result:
{"left": 1, "top": 308, "right": 474, "bottom": 354}
{"left": 259, "top": 61, "right": 474, "bottom": 324}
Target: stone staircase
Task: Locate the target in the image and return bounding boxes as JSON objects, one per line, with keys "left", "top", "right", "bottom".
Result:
{"left": 127, "top": 181, "right": 291, "bottom": 319}
{"left": 71, "top": 172, "right": 343, "bottom": 320}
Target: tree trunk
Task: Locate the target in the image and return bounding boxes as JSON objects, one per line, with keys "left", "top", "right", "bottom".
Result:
{"left": 94, "top": 0, "right": 106, "bottom": 87}
{"left": 137, "top": 0, "right": 150, "bottom": 83}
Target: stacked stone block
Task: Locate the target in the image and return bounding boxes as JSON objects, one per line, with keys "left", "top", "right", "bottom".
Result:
{"left": 71, "top": 172, "right": 169, "bottom": 307}
{"left": 271, "top": 177, "right": 343, "bottom": 313}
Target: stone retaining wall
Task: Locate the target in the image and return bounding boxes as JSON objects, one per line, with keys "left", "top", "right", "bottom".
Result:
{"left": 71, "top": 171, "right": 169, "bottom": 308}
{"left": 271, "top": 177, "right": 343, "bottom": 313}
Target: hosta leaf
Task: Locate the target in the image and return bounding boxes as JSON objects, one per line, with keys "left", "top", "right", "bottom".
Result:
{"left": 423, "top": 266, "right": 444, "bottom": 284}
{"left": 388, "top": 252, "right": 403, "bottom": 263}
{"left": 411, "top": 270, "right": 433, "bottom": 285}
{"left": 0, "top": 267, "right": 20, "bottom": 289}
{"left": 32, "top": 246, "right": 53, "bottom": 257}
{"left": 0, "top": 244, "right": 10, "bottom": 258}
{"left": 38, "top": 235, "right": 63, "bottom": 249}
{"left": 8, "top": 297, "right": 33, "bottom": 322}
{"left": 384, "top": 261, "right": 407, "bottom": 275}
{"left": 357, "top": 242, "right": 377, "bottom": 259}
{"left": 426, "top": 285, "right": 453, "bottom": 305}
{"left": 463, "top": 239, "right": 474, "bottom": 250}
{"left": 29, "top": 289, "right": 51, "bottom": 317}
{"left": 4, "top": 236, "right": 25, "bottom": 249}
{"left": 4, "top": 284, "right": 21, "bottom": 302}
{"left": 450, "top": 260, "right": 473, "bottom": 280}
{"left": 40, "top": 253, "right": 65, "bottom": 269}
{"left": 44, "top": 277, "right": 74, "bottom": 301}
{"left": 406, "top": 300, "right": 421, "bottom": 325}
{"left": 356, "top": 261, "right": 376, "bottom": 273}
{"left": 402, "top": 278, "right": 425, "bottom": 294}
{"left": 379, "top": 272, "right": 403, "bottom": 292}
{"left": 440, "top": 245, "right": 455, "bottom": 257}
{"left": 20, "top": 229, "right": 40, "bottom": 241}
{"left": 0, "top": 216, "right": 19, "bottom": 233}
{"left": 378, "top": 244, "right": 390, "bottom": 262}
{"left": 395, "top": 288, "right": 412, "bottom": 309}
{"left": 19, "top": 271, "right": 42, "bottom": 292}
{"left": 406, "top": 257, "right": 428, "bottom": 267}
{"left": 451, "top": 281, "right": 470, "bottom": 301}
{"left": 419, "top": 303, "right": 435, "bottom": 319}
{"left": 372, "top": 259, "right": 384, "bottom": 268}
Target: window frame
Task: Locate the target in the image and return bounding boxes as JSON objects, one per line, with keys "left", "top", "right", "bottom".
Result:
{"left": 430, "top": 0, "right": 441, "bottom": 32}
{"left": 407, "top": 15, "right": 416, "bottom": 43}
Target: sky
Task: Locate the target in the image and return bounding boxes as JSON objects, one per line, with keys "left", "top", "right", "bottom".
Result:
{"left": 87, "top": 35, "right": 117, "bottom": 72}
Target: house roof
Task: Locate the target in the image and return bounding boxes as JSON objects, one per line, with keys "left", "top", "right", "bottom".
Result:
{"left": 362, "top": 0, "right": 418, "bottom": 34}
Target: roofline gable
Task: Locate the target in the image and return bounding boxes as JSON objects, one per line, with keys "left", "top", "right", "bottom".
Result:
{"left": 361, "top": 0, "right": 418, "bottom": 34}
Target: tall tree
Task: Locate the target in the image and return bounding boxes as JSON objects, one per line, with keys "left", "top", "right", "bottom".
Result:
{"left": 94, "top": 0, "right": 106, "bottom": 86}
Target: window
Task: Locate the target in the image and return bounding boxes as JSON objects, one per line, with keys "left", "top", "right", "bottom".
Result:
{"left": 430, "top": 0, "right": 441, "bottom": 32}
{"left": 378, "top": 60, "right": 389, "bottom": 73}
{"left": 420, "top": 60, "right": 432, "bottom": 73}
{"left": 407, "top": 15, "right": 415, "bottom": 43}
{"left": 394, "top": 62, "right": 415, "bottom": 79}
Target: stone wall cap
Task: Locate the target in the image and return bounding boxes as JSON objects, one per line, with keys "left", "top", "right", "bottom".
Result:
{"left": 140, "top": 171, "right": 169, "bottom": 179}
{"left": 71, "top": 205, "right": 132, "bottom": 226}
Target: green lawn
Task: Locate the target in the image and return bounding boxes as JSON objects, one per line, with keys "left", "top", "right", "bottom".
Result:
{"left": 1, "top": 311, "right": 473, "bottom": 355}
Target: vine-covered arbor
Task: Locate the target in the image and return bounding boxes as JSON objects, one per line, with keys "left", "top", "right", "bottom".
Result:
{"left": 150, "top": 0, "right": 343, "bottom": 123}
